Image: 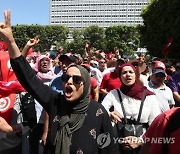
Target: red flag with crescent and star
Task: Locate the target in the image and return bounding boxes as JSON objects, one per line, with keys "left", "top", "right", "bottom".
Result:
{"left": 0, "top": 51, "right": 25, "bottom": 124}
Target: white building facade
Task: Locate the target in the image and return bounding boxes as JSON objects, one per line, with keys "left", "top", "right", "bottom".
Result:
{"left": 50, "top": 0, "right": 150, "bottom": 29}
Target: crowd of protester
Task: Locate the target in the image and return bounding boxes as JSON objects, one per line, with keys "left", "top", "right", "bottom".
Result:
{"left": 0, "top": 10, "right": 180, "bottom": 154}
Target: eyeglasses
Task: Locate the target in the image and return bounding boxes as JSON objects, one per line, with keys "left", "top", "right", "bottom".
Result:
{"left": 62, "top": 74, "right": 83, "bottom": 84}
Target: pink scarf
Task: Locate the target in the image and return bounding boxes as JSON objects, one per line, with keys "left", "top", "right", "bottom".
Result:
{"left": 33, "top": 55, "right": 57, "bottom": 81}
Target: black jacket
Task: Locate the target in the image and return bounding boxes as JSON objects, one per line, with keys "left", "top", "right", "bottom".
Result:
{"left": 11, "top": 56, "right": 119, "bottom": 154}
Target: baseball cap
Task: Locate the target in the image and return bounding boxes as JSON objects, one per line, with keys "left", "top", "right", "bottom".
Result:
{"left": 154, "top": 61, "right": 166, "bottom": 71}
{"left": 152, "top": 68, "right": 167, "bottom": 76}
{"left": 59, "top": 53, "right": 77, "bottom": 62}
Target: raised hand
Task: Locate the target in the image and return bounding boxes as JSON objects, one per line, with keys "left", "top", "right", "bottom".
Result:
{"left": 22, "top": 36, "right": 40, "bottom": 57}
{"left": 0, "top": 10, "right": 21, "bottom": 58}
{"left": 26, "top": 37, "right": 40, "bottom": 48}
{"left": 0, "top": 10, "right": 14, "bottom": 43}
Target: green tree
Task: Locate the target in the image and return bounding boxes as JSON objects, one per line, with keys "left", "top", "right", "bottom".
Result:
{"left": 65, "top": 29, "right": 86, "bottom": 55}
{"left": 12, "top": 25, "right": 29, "bottom": 50}
{"left": 105, "top": 26, "right": 140, "bottom": 56}
{"left": 65, "top": 26, "right": 106, "bottom": 56}
{"left": 43, "top": 25, "right": 69, "bottom": 51}
{"left": 140, "top": 0, "right": 180, "bottom": 59}
{"left": 11, "top": 25, "right": 68, "bottom": 52}
{"left": 5, "top": 24, "right": 141, "bottom": 58}
{"left": 83, "top": 25, "right": 106, "bottom": 51}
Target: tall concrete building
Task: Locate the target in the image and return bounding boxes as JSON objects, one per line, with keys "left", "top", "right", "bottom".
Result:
{"left": 50, "top": 0, "right": 150, "bottom": 29}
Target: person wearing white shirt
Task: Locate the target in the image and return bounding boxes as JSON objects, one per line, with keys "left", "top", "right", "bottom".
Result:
{"left": 102, "top": 63, "right": 161, "bottom": 154}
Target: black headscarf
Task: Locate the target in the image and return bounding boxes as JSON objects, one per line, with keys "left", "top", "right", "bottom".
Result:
{"left": 55, "top": 65, "right": 90, "bottom": 154}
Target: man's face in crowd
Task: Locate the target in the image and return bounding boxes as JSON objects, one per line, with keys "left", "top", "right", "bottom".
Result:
{"left": 99, "top": 59, "right": 106, "bottom": 70}
{"left": 39, "top": 57, "right": 50, "bottom": 73}
{"left": 151, "top": 73, "right": 166, "bottom": 87}
{"left": 61, "top": 57, "right": 75, "bottom": 73}
{"left": 115, "top": 60, "right": 125, "bottom": 73}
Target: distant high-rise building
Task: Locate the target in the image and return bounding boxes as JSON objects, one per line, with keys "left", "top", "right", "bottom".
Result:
{"left": 50, "top": 0, "right": 150, "bottom": 29}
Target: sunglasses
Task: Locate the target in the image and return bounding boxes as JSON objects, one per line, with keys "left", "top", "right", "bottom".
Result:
{"left": 62, "top": 74, "right": 83, "bottom": 84}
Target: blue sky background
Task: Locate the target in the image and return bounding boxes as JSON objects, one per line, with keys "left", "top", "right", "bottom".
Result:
{"left": 0, "top": 0, "right": 49, "bottom": 25}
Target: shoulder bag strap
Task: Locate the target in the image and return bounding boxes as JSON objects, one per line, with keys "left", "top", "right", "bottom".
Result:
{"left": 116, "top": 89, "right": 128, "bottom": 124}
{"left": 137, "top": 89, "right": 147, "bottom": 123}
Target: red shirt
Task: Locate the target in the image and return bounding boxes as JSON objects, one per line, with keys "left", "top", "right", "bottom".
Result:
{"left": 89, "top": 77, "right": 98, "bottom": 99}
{"left": 100, "top": 71, "right": 121, "bottom": 92}
{"left": 143, "top": 107, "right": 180, "bottom": 154}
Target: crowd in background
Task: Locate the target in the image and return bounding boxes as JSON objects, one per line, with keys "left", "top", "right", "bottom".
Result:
{"left": 0, "top": 10, "right": 180, "bottom": 154}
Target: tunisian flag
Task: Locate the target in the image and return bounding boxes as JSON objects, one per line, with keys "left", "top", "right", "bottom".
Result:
{"left": 162, "top": 36, "right": 173, "bottom": 57}
{"left": 0, "top": 51, "right": 17, "bottom": 81}
{"left": 0, "top": 51, "right": 25, "bottom": 124}
{"left": 0, "top": 81, "right": 25, "bottom": 97}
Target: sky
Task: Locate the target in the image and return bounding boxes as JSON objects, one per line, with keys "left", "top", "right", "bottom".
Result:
{"left": 0, "top": 0, "right": 49, "bottom": 25}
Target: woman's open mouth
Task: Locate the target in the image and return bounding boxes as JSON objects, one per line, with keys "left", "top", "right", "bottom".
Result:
{"left": 126, "top": 78, "right": 132, "bottom": 82}
{"left": 64, "top": 86, "right": 73, "bottom": 98}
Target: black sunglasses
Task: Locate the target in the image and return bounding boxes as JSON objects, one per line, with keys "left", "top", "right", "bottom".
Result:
{"left": 62, "top": 74, "right": 83, "bottom": 84}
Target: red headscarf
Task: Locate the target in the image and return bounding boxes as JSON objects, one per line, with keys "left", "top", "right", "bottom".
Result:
{"left": 119, "top": 63, "right": 154, "bottom": 100}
